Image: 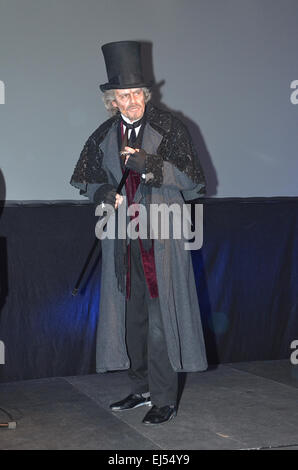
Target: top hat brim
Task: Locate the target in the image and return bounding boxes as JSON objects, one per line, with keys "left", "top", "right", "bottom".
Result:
{"left": 99, "top": 80, "right": 153, "bottom": 92}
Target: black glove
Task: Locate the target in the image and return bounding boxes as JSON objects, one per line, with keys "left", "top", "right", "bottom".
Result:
{"left": 125, "top": 149, "right": 146, "bottom": 174}
{"left": 94, "top": 184, "right": 117, "bottom": 207}
{"left": 142, "top": 153, "right": 164, "bottom": 187}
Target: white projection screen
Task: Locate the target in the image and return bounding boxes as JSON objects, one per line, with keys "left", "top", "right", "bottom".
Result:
{"left": 0, "top": 0, "right": 297, "bottom": 200}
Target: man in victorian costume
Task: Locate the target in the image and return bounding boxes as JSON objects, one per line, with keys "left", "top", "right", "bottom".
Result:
{"left": 70, "top": 41, "right": 207, "bottom": 425}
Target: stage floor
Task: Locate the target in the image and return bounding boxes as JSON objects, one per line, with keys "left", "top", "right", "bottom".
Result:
{"left": 0, "top": 360, "right": 298, "bottom": 450}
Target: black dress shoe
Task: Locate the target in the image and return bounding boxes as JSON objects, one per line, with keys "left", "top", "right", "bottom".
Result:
{"left": 109, "top": 393, "right": 152, "bottom": 411}
{"left": 142, "top": 405, "right": 177, "bottom": 425}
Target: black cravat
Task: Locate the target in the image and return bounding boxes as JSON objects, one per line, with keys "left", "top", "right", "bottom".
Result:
{"left": 129, "top": 128, "right": 137, "bottom": 146}
{"left": 121, "top": 115, "right": 144, "bottom": 146}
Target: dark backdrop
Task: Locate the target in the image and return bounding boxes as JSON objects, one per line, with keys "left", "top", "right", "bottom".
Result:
{"left": 0, "top": 198, "right": 297, "bottom": 382}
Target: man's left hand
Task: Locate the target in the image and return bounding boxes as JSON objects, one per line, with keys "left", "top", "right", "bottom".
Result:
{"left": 124, "top": 147, "right": 146, "bottom": 174}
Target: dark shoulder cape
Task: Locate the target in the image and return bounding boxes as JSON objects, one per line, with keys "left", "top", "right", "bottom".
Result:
{"left": 70, "top": 102, "right": 206, "bottom": 193}
{"left": 145, "top": 102, "right": 206, "bottom": 190}
{"left": 70, "top": 114, "right": 117, "bottom": 194}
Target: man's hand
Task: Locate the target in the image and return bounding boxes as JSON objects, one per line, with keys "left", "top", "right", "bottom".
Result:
{"left": 115, "top": 193, "right": 124, "bottom": 209}
{"left": 124, "top": 147, "right": 146, "bottom": 173}
{"left": 123, "top": 146, "right": 138, "bottom": 164}
{"left": 94, "top": 184, "right": 123, "bottom": 210}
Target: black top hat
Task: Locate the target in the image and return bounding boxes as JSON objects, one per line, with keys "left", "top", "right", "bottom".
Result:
{"left": 99, "top": 41, "right": 152, "bottom": 92}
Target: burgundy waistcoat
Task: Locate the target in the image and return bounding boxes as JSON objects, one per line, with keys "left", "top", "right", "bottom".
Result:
{"left": 120, "top": 122, "right": 159, "bottom": 300}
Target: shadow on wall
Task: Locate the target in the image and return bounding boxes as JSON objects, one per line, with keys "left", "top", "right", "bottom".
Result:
{"left": 141, "top": 41, "right": 218, "bottom": 197}
{"left": 0, "top": 169, "right": 8, "bottom": 317}
{"left": 141, "top": 42, "right": 219, "bottom": 365}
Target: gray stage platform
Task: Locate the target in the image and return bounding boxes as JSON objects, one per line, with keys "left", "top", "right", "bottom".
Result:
{"left": 0, "top": 360, "right": 298, "bottom": 450}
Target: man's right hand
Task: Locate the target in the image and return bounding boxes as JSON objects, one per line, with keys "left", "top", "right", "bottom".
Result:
{"left": 93, "top": 184, "right": 124, "bottom": 209}
{"left": 115, "top": 193, "right": 124, "bottom": 209}
{"left": 103, "top": 189, "right": 123, "bottom": 209}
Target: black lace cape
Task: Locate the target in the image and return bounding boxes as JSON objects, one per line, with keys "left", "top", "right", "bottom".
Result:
{"left": 70, "top": 102, "right": 206, "bottom": 194}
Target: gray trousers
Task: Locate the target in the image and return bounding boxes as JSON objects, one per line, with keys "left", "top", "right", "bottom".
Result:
{"left": 125, "top": 238, "right": 178, "bottom": 408}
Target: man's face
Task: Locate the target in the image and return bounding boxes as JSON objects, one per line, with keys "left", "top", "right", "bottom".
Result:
{"left": 112, "top": 88, "right": 145, "bottom": 122}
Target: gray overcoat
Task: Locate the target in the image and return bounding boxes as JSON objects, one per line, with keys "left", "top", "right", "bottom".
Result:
{"left": 70, "top": 102, "right": 208, "bottom": 373}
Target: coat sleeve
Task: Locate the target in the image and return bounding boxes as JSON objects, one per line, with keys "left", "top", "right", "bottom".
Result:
{"left": 143, "top": 118, "right": 206, "bottom": 200}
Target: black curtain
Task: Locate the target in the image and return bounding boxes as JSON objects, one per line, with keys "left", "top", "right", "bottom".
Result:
{"left": 0, "top": 197, "right": 297, "bottom": 382}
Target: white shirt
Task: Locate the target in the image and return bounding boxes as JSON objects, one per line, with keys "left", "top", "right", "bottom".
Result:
{"left": 121, "top": 113, "right": 142, "bottom": 139}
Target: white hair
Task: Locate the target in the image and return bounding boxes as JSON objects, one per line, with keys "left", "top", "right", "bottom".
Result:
{"left": 102, "top": 87, "right": 151, "bottom": 116}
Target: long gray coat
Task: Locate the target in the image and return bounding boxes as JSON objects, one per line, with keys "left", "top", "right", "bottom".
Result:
{"left": 71, "top": 102, "right": 208, "bottom": 373}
